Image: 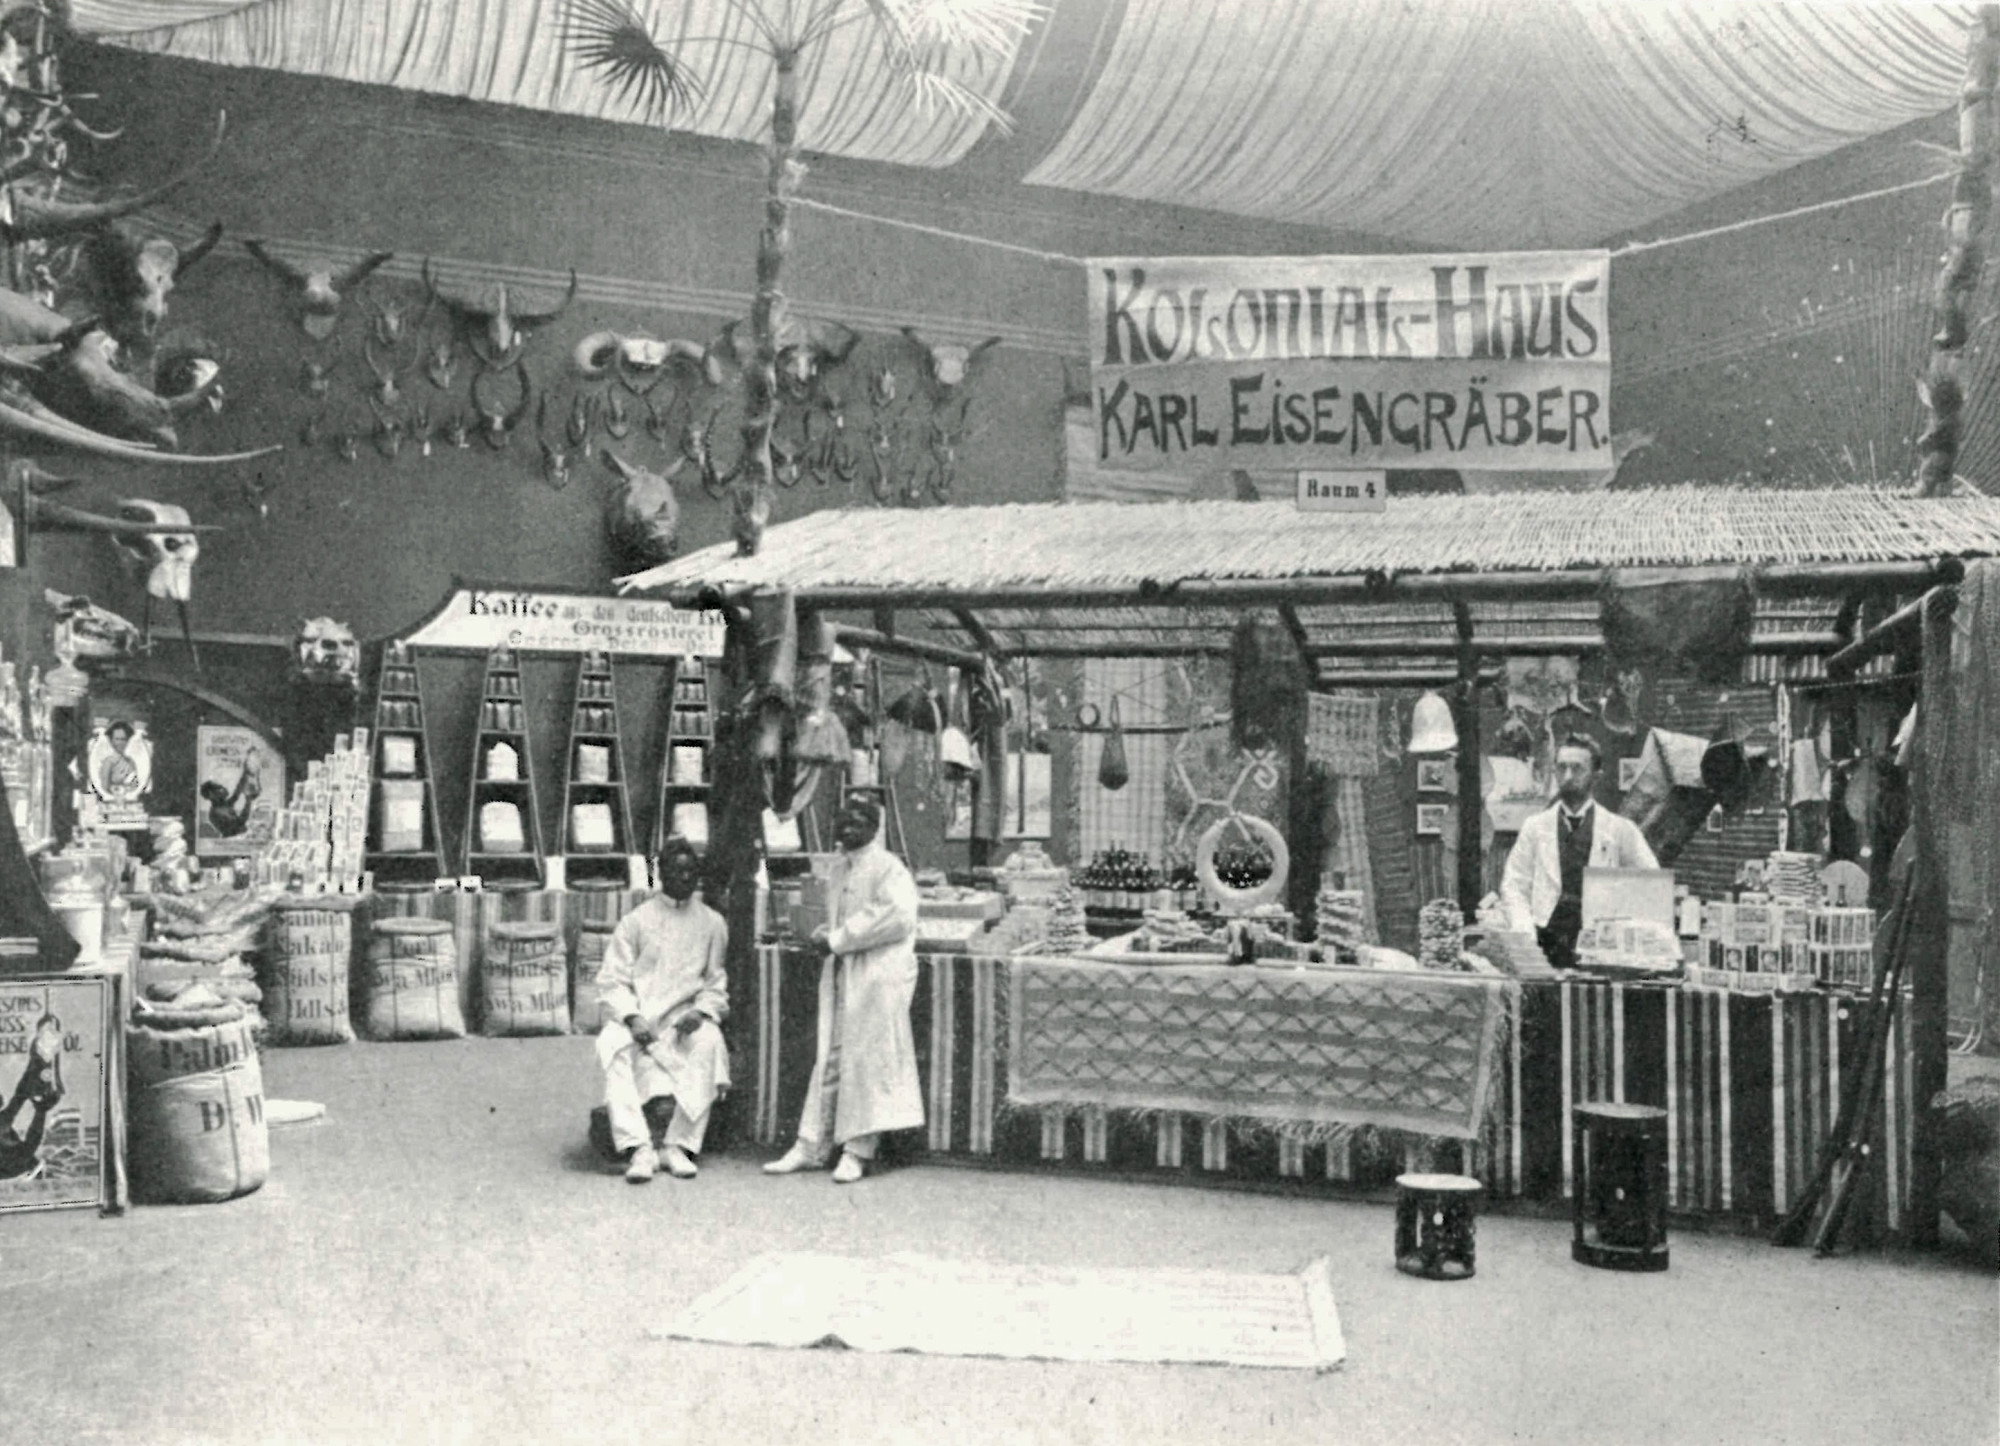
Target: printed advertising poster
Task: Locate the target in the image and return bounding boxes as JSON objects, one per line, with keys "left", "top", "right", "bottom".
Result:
{"left": 1088, "top": 251, "right": 1611, "bottom": 473}
{"left": 196, "top": 726, "right": 284, "bottom": 857}
{"left": 0, "top": 975, "right": 111, "bottom": 1214}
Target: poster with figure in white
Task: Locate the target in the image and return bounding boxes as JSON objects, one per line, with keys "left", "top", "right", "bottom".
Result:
{"left": 0, "top": 976, "right": 110, "bottom": 1214}
{"left": 196, "top": 726, "right": 284, "bottom": 857}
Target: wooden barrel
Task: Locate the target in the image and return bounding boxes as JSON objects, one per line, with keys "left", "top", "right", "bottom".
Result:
{"left": 573, "top": 921, "right": 617, "bottom": 1035}
{"left": 127, "top": 999, "right": 268, "bottom": 1204}
{"left": 482, "top": 921, "right": 568, "bottom": 1037}
{"left": 363, "top": 916, "right": 464, "bottom": 1040}
{"left": 264, "top": 896, "right": 359, "bottom": 1046}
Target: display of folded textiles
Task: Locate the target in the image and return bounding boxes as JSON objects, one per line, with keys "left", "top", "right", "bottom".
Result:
{"left": 1417, "top": 897, "right": 1464, "bottom": 971}
{"left": 1764, "top": 851, "right": 1822, "bottom": 904}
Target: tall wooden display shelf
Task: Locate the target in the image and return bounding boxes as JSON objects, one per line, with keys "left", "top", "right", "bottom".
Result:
{"left": 654, "top": 658, "right": 714, "bottom": 855}
{"left": 464, "top": 646, "right": 545, "bottom": 890}
{"left": 561, "top": 651, "right": 633, "bottom": 887}
{"left": 365, "top": 640, "right": 449, "bottom": 890}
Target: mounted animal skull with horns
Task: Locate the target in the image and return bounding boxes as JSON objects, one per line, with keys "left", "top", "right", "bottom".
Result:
{"left": 23, "top": 495, "right": 222, "bottom": 667}
{"left": 0, "top": 111, "right": 227, "bottom": 245}
{"left": 424, "top": 258, "right": 576, "bottom": 368}
{"left": 75, "top": 220, "right": 223, "bottom": 355}
{"left": 242, "top": 238, "right": 395, "bottom": 340}
{"left": 601, "top": 446, "right": 678, "bottom": 572}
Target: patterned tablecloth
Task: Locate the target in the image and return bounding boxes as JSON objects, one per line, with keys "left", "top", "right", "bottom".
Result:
{"left": 1007, "top": 958, "right": 1515, "bottom": 1140}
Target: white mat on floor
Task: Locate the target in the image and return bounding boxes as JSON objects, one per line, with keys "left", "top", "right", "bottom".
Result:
{"left": 651, "top": 1251, "right": 1344, "bottom": 1372}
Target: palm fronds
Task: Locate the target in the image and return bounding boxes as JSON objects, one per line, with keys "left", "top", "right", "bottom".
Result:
{"left": 561, "top": 0, "right": 707, "bottom": 124}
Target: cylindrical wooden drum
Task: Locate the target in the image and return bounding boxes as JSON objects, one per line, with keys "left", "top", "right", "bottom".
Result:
{"left": 363, "top": 916, "right": 465, "bottom": 1040}
{"left": 1572, "top": 1102, "right": 1670, "bottom": 1272}
{"left": 1394, "top": 1172, "right": 1483, "bottom": 1281}
{"left": 482, "top": 921, "right": 568, "bottom": 1037}
{"left": 264, "top": 895, "right": 360, "bottom": 1045}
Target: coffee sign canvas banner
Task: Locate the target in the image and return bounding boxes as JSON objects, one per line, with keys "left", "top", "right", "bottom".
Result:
{"left": 405, "top": 587, "right": 726, "bottom": 657}
{"left": 1088, "top": 251, "right": 1610, "bottom": 473}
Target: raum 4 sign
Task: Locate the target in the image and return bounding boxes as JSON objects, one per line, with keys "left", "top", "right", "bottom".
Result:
{"left": 1088, "top": 251, "right": 1611, "bottom": 474}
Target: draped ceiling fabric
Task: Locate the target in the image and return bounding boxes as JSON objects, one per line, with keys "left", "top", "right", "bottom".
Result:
{"left": 70, "top": 0, "right": 1024, "bottom": 170}
{"left": 1021, "top": 0, "right": 1973, "bottom": 249}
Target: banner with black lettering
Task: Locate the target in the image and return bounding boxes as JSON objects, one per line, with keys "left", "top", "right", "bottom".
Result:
{"left": 1088, "top": 252, "right": 1611, "bottom": 473}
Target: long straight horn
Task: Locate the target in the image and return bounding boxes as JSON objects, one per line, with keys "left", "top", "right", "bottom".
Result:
{"left": 26, "top": 496, "right": 222, "bottom": 537}
{"left": 0, "top": 394, "right": 278, "bottom": 465}
{"left": 0, "top": 112, "right": 228, "bottom": 242}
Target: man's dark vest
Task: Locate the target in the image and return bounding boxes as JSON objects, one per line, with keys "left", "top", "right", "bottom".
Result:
{"left": 1558, "top": 806, "right": 1596, "bottom": 905}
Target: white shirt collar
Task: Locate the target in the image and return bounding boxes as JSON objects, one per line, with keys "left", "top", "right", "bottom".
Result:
{"left": 1558, "top": 799, "right": 1596, "bottom": 823}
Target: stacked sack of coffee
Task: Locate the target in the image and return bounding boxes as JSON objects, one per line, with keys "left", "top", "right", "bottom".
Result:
{"left": 138, "top": 887, "right": 273, "bottom": 1039}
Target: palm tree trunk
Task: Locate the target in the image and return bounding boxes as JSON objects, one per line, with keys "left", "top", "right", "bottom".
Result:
{"left": 734, "top": 46, "right": 801, "bottom": 553}
{"left": 1918, "top": 5, "right": 2000, "bottom": 496}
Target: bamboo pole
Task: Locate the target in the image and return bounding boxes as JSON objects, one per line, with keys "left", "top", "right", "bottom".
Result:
{"left": 1452, "top": 603, "right": 1485, "bottom": 919}
{"left": 1918, "top": 5, "right": 2000, "bottom": 496}
{"left": 828, "top": 624, "right": 987, "bottom": 672}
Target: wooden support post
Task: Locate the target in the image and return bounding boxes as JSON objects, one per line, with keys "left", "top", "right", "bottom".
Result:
{"left": 1452, "top": 603, "right": 1484, "bottom": 919}
{"left": 1909, "top": 588, "right": 1961, "bottom": 1247}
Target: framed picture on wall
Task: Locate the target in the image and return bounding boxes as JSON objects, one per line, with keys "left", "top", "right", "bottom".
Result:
{"left": 1415, "top": 759, "right": 1452, "bottom": 793}
{"left": 196, "top": 725, "right": 286, "bottom": 858}
{"left": 1617, "top": 756, "right": 1643, "bottom": 792}
{"left": 0, "top": 974, "right": 114, "bottom": 1215}
{"left": 1415, "top": 803, "right": 1450, "bottom": 836}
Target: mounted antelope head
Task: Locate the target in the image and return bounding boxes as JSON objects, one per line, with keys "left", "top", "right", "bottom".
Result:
{"left": 471, "top": 359, "right": 532, "bottom": 451}
{"left": 536, "top": 394, "right": 573, "bottom": 489}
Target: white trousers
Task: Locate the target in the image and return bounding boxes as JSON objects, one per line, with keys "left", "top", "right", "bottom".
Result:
{"left": 598, "top": 1018, "right": 728, "bottom": 1155}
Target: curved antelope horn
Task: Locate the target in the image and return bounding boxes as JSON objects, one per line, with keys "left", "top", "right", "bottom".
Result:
{"left": 515, "top": 269, "right": 578, "bottom": 327}
{"left": 175, "top": 222, "right": 225, "bottom": 276}
{"left": 504, "top": 360, "right": 534, "bottom": 429}
{"left": 600, "top": 447, "right": 638, "bottom": 482}
{"left": 0, "top": 111, "right": 227, "bottom": 242}
{"left": 363, "top": 337, "right": 398, "bottom": 385}
{"left": 162, "top": 365, "right": 224, "bottom": 415}
{"left": 0, "top": 392, "right": 278, "bottom": 465}
{"left": 574, "top": 330, "right": 621, "bottom": 379}
{"left": 26, "top": 495, "right": 223, "bottom": 537}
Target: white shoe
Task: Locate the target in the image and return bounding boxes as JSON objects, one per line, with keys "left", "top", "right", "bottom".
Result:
{"left": 625, "top": 1145, "right": 658, "bottom": 1183}
{"left": 762, "top": 1142, "right": 823, "bottom": 1175}
{"left": 832, "top": 1152, "right": 866, "bottom": 1184}
{"left": 663, "top": 1145, "right": 698, "bottom": 1179}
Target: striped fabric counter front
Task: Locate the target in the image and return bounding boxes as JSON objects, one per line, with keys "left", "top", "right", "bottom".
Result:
{"left": 750, "top": 947, "right": 1914, "bottom": 1230}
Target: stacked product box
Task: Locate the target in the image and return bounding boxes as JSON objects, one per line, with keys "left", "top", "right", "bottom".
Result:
{"left": 258, "top": 731, "right": 372, "bottom": 893}
{"left": 1698, "top": 901, "right": 1817, "bottom": 992}
{"left": 1809, "top": 906, "right": 1875, "bottom": 991}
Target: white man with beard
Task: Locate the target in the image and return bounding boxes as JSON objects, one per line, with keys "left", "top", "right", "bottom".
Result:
{"left": 763, "top": 794, "right": 923, "bottom": 1184}
{"left": 596, "top": 840, "right": 730, "bottom": 1182}
{"left": 1498, "top": 733, "right": 1659, "bottom": 971}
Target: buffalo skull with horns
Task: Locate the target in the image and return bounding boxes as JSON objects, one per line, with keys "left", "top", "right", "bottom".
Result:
{"left": 19, "top": 486, "right": 222, "bottom": 668}
{"left": 425, "top": 258, "right": 577, "bottom": 369}
{"left": 75, "top": 220, "right": 223, "bottom": 355}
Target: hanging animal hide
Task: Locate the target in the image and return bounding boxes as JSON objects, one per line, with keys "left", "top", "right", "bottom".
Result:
{"left": 1230, "top": 615, "right": 1308, "bottom": 751}
{"left": 1599, "top": 565, "right": 1755, "bottom": 686}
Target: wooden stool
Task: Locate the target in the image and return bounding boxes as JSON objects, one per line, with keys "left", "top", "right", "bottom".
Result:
{"left": 1394, "top": 1173, "right": 1482, "bottom": 1280}
{"left": 1572, "top": 1102, "right": 1670, "bottom": 1272}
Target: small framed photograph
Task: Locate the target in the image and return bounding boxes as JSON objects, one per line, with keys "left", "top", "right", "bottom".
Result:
{"left": 1415, "top": 759, "right": 1452, "bottom": 793}
{"left": 1618, "top": 756, "right": 1643, "bottom": 791}
{"left": 1415, "top": 803, "right": 1450, "bottom": 836}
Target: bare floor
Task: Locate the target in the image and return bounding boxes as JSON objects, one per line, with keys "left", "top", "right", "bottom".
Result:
{"left": 3, "top": 1036, "right": 1994, "bottom": 1446}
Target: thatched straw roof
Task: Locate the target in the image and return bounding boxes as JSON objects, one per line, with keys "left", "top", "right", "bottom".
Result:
{"left": 622, "top": 489, "right": 1996, "bottom": 667}
{"left": 622, "top": 489, "right": 2000, "bottom": 599}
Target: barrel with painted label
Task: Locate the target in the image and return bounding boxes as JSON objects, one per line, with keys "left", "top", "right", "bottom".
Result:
{"left": 482, "top": 921, "right": 568, "bottom": 1037}
{"left": 363, "top": 916, "right": 465, "bottom": 1040}
{"left": 264, "top": 895, "right": 360, "bottom": 1045}
{"left": 127, "top": 1000, "right": 269, "bottom": 1203}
